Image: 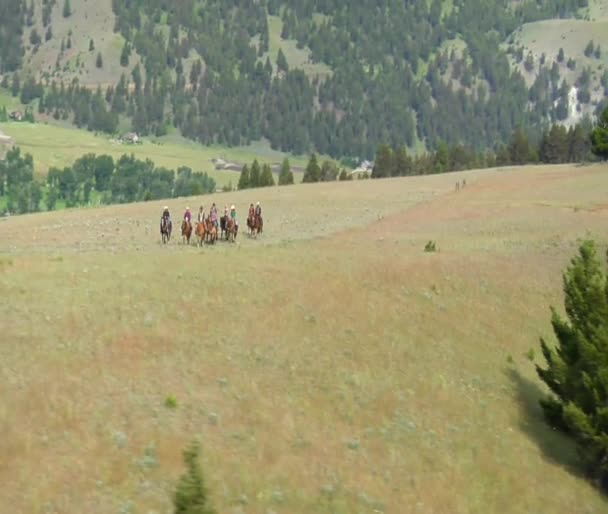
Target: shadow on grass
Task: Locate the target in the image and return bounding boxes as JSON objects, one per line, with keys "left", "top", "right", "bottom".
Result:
{"left": 505, "top": 367, "right": 584, "bottom": 479}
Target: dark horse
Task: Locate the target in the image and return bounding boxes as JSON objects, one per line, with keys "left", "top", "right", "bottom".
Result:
{"left": 160, "top": 216, "right": 172, "bottom": 244}
{"left": 220, "top": 214, "right": 228, "bottom": 240}
{"left": 181, "top": 220, "right": 193, "bottom": 245}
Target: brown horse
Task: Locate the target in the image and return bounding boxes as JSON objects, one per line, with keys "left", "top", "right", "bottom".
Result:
{"left": 248, "top": 215, "right": 263, "bottom": 238}
{"left": 205, "top": 218, "right": 217, "bottom": 244}
{"left": 181, "top": 220, "right": 193, "bottom": 245}
{"left": 226, "top": 218, "right": 237, "bottom": 243}
{"left": 195, "top": 221, "right": 206, "bottom": 246}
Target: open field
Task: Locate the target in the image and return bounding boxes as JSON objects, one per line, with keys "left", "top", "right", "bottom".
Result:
{"left": 0, "top": 122, "right": 312, "bottom": 187}
{"left": 2, "top": 164, "right": 608, "bottom": 513}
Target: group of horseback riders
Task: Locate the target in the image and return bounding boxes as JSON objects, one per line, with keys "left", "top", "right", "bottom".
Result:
{"left": 160, "top": 201, "right": 263, "bottom": 244}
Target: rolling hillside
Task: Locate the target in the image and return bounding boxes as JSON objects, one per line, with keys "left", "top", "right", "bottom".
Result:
{"left": 2, "top": 0, "right": 606, "bottom": 160}
{"left": 2, "top": 164, "right": 608, "bottom": 513}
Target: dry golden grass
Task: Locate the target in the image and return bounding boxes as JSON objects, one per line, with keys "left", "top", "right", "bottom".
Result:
{"left": 1, "top": 163, "right": 608, "bottom": 514}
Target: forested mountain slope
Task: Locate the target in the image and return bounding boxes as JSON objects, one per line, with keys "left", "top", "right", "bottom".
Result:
{"left": 1, "top": 0, "right": 606, "bottom": 160}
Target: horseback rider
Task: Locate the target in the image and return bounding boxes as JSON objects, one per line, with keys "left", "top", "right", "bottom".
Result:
{"left": 210, "top": 203, "right": 218, "bottom": 228}
{"left": 183, "top": 206, "right": 192, "bottom": 227}
{"left": 230, "top": 204, "right": 238, "bottom": 228}
{"left": 162, "top": 206, "right": 171, "bottom": 221}
{"left": 255, "top": 201, "right": 262, "bottom": 219}
{"left": 197, "top": 205, "right": 205, "bottom": 223}
{"left": 248, "top": 203, "right": 255, "bottom": 222}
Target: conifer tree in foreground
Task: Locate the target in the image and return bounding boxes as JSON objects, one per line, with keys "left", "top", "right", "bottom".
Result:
{"left": 173, "top": 441, "right": 216, "bottom": 514}
{"left": 536, "top": 240, "right": 608, "bottom": 490}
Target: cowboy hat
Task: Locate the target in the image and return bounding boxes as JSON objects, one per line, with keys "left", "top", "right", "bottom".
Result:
{"left": 164, "top": 206, "right": 168, "bottom": 210}
{"left": 231, "top": 205, "right": 235, "bottom": 209}
{"left": 256, "top": 202, "right": 260, "bottom": 206}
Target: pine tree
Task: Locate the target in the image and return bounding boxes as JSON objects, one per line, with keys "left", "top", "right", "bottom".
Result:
{"left": 278, "top": 157, "right": 294, "bottom": 185}
{"left": 584, "top": 40, "right": 594, "bottom": 58}
{"left": 89, "top": 39, "right": 95, "bottom": 52}
{"left": 557, "top": 47, "right": 565, "bottom": 63}
{"left": 237, "top": 164, "right": 249, "bottom": 190}
{"left": 63, "top": 0, "right": 71, "bottom": 18}
{"left": 173, "top": 441, "right": 216, "bottom": 514}
{"left": 536, "top": 240, "right": 608, "bottom": 490}
{"left": 249, "top": 160, "right": 261, "bottom": 188}
{"left": 394, "top": 145, "right": 413, "bottom": 176}
{"left": 45, "top": 26, "right": 53, "bottom": 42}
{"left": 96, "top": 52, "right": 103, "bottom": 69}
{"left": 591, "top": 106, "right": 608, "bottom": 160}
{"left": 277, "top": 48, "right": 289, "bottom": 73}
{"left": 508, "top": 128, "right": 532, "bottom": 165}
{"left": 371, "top": 144, "right": 393, "bottom": 178}
{"left": 120, "top": 41, "right": 131, "bottom": 67}
{"left": 302, "top": 153, "right": 320, "bottom": 183}
{"left": 320, "top": 160, "right": 338, "bottom": 181}
{"left": 260, "top": 163, "right": 275, "bottom": 186}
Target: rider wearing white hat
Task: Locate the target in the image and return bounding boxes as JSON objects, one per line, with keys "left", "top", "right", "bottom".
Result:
{"left": 183, "top": 206, "right": 192, "bottom": 223}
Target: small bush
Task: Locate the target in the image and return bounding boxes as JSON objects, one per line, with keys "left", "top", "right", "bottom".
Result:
{"left": 506, "top": 354, "right": 514, "bottom": 364}
{"left": 165, "top": 395, "right": 177, "bottom": 409}
{"left": 526, "top": 348, "right": 535, "bottom": 361}
{"left": 173, "top": 440, "right": 216, "bottom": 514}
{"left": 424, "top": 241, "right": 437, "bottom": 252}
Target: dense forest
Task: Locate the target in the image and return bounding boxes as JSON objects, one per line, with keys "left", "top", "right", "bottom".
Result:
{"left": 0, "top": 0, "right": 603, "bottom": 161}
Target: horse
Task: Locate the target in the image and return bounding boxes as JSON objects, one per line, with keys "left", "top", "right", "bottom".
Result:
{"left": 248, "top": 214, "right": 263, "bottom": 238}
{"left": 205, "top": 217, "right": 217, "bottom": 244}
{"left": 220, "top": 215, "right": 228, "bottom": 240}
{"left": 226, "top": 218, "right": 237, "bottom": 243}
{"left": 195, "top": 221, "right": 206, "bottom": 247}
{"left": 181, "top": 219, "right": 193, "bottom": 245}
{"left": 160, "top": 217, "right": 172, "bottom": 244}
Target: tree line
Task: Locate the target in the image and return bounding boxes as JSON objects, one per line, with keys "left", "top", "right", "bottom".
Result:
{"left": 0, "top": 148, "right": 216, "bottom": 215}
{"left": 371, "top": 115, "right": 605, "bottom": 179}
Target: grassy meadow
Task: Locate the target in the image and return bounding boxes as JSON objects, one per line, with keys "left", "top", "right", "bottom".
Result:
{"left": 0, "top": 121, "right": 312, "bottom": 187}
{"left": 1, "top": 164, "right": 608, "bottom": 513}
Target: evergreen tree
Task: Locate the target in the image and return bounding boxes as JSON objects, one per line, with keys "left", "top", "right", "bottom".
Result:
{"left": 173, "top": 441, "right": 216, "bottom": 514}
{"left": 540, "top": 124, "right": 568, "bottom": 163}
{"left": 568, "top": 124, "right": 590, "bottom": 162}
{"left": 594, "top": 45, "right": 601, "bottom": 59}
{"left": 591, "top": 107, "right": 608, "bottom": 160}
{"left": 238, "top": 163, "right": 250, "bottom": 190}
{"left": 277, "top": 48, "right": 289, "bottom": 73}
{"left": 278, "top": 157, "right": 294, "bottom": 185}
{"left": 120, "top": 41, "right": 131, "bottom": 67}
{"left": 89, "top": 39, "right": 95, "bottom": 52}
{"left": 320, "top": 160, "right": 338, "bottom": 181}
{"left": 96, "top": 52, "right": 103, "bottom": 69}
{"left": 45, "top": 26, "right": 52, "bottom": 42}
{"left": 303, "top": 153, "right": 320, "bottom": 183}
{"left": 249, "top": 159, "right": 261, "bottom": 188}
{"left": 63, "top": 0, "right": 71, "bottom": 18}
{"left": 260, "top": 163, "right": 275, "bottom": 186}
{"left": 338, "top": 169, "right": 352, "bottom": 181}
{"left": 508, "top": 128, "right": 532, "bottom": 165}
{"left": 557, "top": 47, "right": 565, "bottom": 63}
{"left": 537, "top": 240, "right": 608, "bottom": 490}
{"left": 45, "top": 185, "right": 58, "bottom": 211}
{"left": 372, "top": 144, "right": 393, "bottom": 178}
{"left": 394, "top": 145, "right": 413, "bottom": 176}
{"left": 584, "top": 40, "right": 594, "bottom": 58}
